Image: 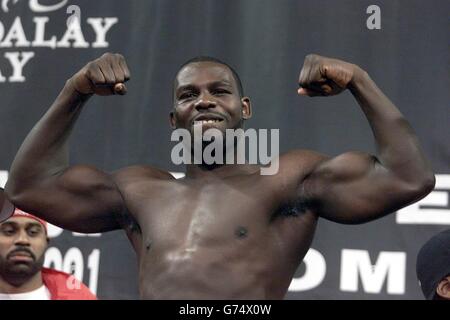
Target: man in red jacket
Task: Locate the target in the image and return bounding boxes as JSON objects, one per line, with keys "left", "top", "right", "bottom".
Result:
{"left": 0, "top": 206, "right": 96, "bottom": 300}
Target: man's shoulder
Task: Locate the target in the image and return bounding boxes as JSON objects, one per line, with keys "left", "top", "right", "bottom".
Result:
{"left": 41, "top": 268, "right": 97, "bottom": 300}
{"left": 41, "top": 267, "right": 74, "bottom": 281}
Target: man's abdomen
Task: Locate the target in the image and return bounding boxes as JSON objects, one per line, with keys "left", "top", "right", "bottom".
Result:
{"left": 138, "top": 242, "right": 279, "bottom": 299}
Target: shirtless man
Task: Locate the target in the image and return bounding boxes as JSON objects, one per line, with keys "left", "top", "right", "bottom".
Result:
{"left": 5, "top": 53, "right": 435, "bottom": 299}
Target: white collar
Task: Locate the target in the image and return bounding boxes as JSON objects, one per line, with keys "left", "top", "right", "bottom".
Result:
{"left": 0, "top": 285, "right": 51, "bottom": 300}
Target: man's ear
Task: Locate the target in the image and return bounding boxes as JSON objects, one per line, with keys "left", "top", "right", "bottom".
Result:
{"left": 169, "top": 111, "right": 177, "bottom": 129}
{"left": 241, "top": 97, "right": 252, "bottom": 120}
{"left": 436, "top": 276, "right": 450, "bottom": 300}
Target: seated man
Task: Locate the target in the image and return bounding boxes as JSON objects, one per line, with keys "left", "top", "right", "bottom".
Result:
{"left": 416, "top": 229, "right": 450, "bottom": 300}
{"left": 0, "top": 208, "right": 96, "bottom": 300}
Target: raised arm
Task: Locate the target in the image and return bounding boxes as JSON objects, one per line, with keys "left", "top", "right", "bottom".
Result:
{"left": 297, "top": 54, "right": 435, "bottom": 224}
{"left": 5, "top": 53, "right": 131, "bottom": 233}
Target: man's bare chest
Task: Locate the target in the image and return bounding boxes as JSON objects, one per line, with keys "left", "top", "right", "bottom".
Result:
{"left": 122, "top": 176, "right": 279, "bottom": 242}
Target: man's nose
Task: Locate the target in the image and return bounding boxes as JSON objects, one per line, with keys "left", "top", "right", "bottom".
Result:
{"left": 194, "top": 94, "right": 217, "bottom": 110}
{"left": 14, "top": 230, "right": 30, "bottom": 246}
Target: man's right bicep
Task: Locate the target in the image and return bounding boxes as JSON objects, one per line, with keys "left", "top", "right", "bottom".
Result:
{"left": 10, "top": 165, "right": 124, "bottom": 233}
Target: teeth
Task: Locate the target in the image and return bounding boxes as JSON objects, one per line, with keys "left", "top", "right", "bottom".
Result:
{"left": 194, "top": 119, "right": 222, "bottom": 125}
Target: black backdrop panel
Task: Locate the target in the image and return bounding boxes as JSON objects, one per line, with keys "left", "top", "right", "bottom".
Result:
{"left": 0, "top": 0, "right": 448, "bottom": 299}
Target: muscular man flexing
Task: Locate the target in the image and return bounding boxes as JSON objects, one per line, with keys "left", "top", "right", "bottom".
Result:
{"left": 5, "top": 53, "right": 435, "bottom": 299}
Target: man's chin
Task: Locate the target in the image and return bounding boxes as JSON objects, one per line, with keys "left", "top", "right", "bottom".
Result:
{"left": 9, "top": 263, "right": 42, "bottom": 279}
{"left": 189, "top": 125, "right": 227, "bottom": 140}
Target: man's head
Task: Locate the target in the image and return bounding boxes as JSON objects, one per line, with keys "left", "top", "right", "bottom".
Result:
{"left": 416, "top": 229, "right": 450, "bottom": 300}
{"left": 0, "top": 209, "right": 48, "bottom": 287}
{"left": 170, "top": 56, "right": 252, "bottom": 135}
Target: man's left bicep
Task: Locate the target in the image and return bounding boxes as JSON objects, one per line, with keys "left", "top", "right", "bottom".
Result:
{"left": 300, "top": 151, "right": 411, "bottom": 224}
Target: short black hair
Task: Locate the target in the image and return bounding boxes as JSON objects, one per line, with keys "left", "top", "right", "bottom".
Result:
{"left": 174, "top": 56, "right": 244, "bottom": 97}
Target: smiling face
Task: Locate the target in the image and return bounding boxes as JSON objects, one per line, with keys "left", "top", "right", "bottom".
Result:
{"left": 0, "top": 217, "right": 47, "bottom": 282}
{"left": 170, "top": 61, "right": 252, "bottom": 136}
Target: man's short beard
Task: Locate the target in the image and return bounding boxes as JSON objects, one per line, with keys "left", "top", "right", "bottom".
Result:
{"left": 0, "top": 253, "right": 45, "bottom": 287}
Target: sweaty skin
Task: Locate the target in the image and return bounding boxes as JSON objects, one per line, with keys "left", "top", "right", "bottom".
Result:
{"left": 5, "top": 53, "right": 435, "bottom": 299}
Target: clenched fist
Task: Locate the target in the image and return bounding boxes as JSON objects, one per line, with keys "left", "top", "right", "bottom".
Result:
{"left": 298, "top": 54, "right": 359, "bottom": 97}
{"left": 68, "top": 53, "right": 131, "bottom": 96}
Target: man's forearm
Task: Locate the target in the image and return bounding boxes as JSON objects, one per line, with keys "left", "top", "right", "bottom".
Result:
{"left": 349, "top": 68, "right": 434, "bottom": 186}
{"left": 6, "top": 82, "right": 90, "bottom": 194}
{"left": 7, "top": 53, "right": 130, "bottom": 199}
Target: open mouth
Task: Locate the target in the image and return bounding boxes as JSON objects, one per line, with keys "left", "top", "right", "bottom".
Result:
{"left": 193, "top": 119, "right": 224, "bottom": 125}
{"left": 192, "top": 115, "right": 225, "bottom": 126}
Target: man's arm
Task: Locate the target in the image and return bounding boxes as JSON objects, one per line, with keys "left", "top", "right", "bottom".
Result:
{"left": 5, "top": 53, "right": 130, "bottom": 233}
{"left": 296, "top": 54, "right": 435, "bottom": 224}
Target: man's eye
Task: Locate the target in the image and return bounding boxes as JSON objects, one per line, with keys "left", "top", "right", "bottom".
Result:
{"left": 213, "top": 89, "right": 230, "bottom": 95}
{"left": 179, "top": 92, "right": 197, "bottom": 100}
{"left": 28, "top": 229, "right": 41, "bottom": 236}
{"left": 1, "top": 229, "right": 15, "bottom": 236}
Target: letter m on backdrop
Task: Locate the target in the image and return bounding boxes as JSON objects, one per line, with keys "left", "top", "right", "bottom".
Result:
{"left": 340, "top": 249, "right": 406, "bottom": 295}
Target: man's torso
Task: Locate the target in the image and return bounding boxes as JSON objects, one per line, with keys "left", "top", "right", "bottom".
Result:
{"left": 113, "top": 150, "right": 323, "bottom": 299}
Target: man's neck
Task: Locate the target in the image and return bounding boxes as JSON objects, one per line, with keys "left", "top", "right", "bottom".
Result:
{"left": 185, "top": 162, "right": 259, "bottom": 179}
{"left": 185, "top": 138, "right": 262, "bottom": 179}
{"left": 0, "top": 271, "right": 44, "bottom": 294}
